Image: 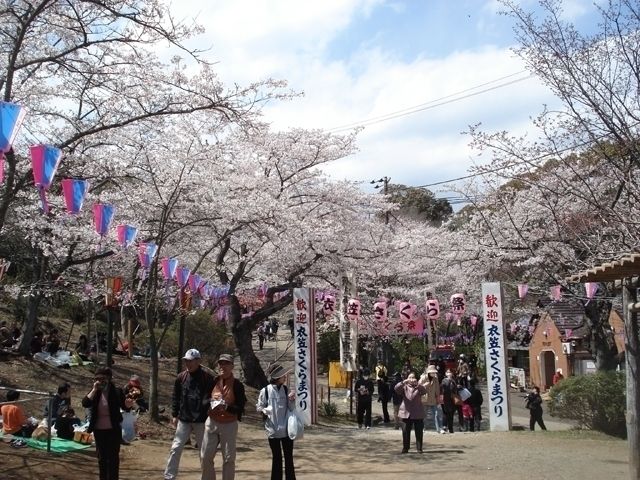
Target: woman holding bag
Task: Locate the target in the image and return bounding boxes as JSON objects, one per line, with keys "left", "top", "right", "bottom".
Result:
{"left": 257, "top": 363, "right": 297, "bottom": 480}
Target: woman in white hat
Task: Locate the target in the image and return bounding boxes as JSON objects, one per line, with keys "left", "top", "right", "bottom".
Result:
{"left": 419, "top": 364, "right": 443, "bottom": 433}
{"left": 256, "top": 363, "right": 297, "bottom": 480}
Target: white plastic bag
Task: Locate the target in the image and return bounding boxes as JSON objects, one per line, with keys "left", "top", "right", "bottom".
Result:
{"left": 287, "top": 409, "right": 304, "bottom": 441}
{"left": 121, "top": 411, "right": 138, "bottom": 442}
{"left": 458, "top": 387, "right": 472, "bottom": 401}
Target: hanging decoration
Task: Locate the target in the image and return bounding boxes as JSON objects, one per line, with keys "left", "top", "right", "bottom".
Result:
{"left": 61, "top": 178, "right": 89, "bottom": 214}
{"left": 373, "top": 301, "right": 387, "bottom": 322}
{"left": 397, "top": 301, "right": 415, "bottom": 322}
{"left": 425, "top": 298, "right": 440, "bottom": 320}
{"left": 31, "top": 144, "right": 62, "bottom": 214}
{"left": 116, "top": 224, "right": 138, "bottom": 249}
{"left": 450, "top": 293, "right": 466, "bottom": 316}
{"left": 346, "top": 298, "right": 361, "bottom": 322}
{"left": 584, "top": 282, "right": 598, "bottom": 299}
{"left": 92, "top": 203, "right": 115, "bottom": 251}
{"left": 550, "top": 285, "right": 562, "bottom": 301}
{"left": 176, "top": 266, "right": 191, "bottom": 289}
{"left": 0, "top": 102, "right": 26, "bottom": 183}
{"left": 517, "top": 284, "right": 528, "bottom": 300}
{"left": 323, "top": 295, "right": 336, "bottom": 318}
{"left": 137, "top": 242, "right": 158, "bottom": 270}
{"left": 188, "top": 273, "right": 202, "bottom": 293}
{"left": 160, "top": 257, "right": 179, "bottom": 282}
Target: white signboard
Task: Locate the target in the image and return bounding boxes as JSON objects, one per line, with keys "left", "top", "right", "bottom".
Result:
{"left": 293, "top": 288, "right": 318, "bottom": 425}
{"left": 481, "top": 282, "right": 512, "bottom": 432}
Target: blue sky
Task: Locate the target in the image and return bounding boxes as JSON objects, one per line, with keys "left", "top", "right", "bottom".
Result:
{"left": 169, "top": 0, "right": 603, "bottom": 196}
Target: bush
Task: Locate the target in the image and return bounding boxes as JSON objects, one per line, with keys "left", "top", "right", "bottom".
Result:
{"left": 317, "top": 327, "right": 340, "bottom": 366}
{"left": 319, "top": 401, "right": 338, "bottom": 417}
{"left": 548, "top": 371, "right": 626, "bottom": 438}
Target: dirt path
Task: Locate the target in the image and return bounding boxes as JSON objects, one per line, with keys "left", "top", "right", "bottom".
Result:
{"left": 2, "top": 421, "right": 624, "bottom": 480}
{"left": 0, "top": 329, "right": 629, "bottom": 479}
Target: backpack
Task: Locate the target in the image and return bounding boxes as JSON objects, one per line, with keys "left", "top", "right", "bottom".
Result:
{"left": 261, "top": 384, "right": 288, "bottom": 421}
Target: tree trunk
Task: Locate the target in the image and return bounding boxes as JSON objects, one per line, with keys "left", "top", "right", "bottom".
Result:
{"left": 585, "top": 300, "right": 618, "bottom": 371}
{"left": 19, "top": 291, "right": 42, "bottom": 356}
{"left": 228, "top": 294, "right": 267, "bottom": 388}
{"left": 623, "top": 281, "right": 640, "bottom": 480}
{"left": 148, "top": 326, "right": 161, "bottom": 422}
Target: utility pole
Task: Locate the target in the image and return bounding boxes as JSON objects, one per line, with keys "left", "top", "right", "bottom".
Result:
{"left": 370, "top": 176, "right": 390, "bottom": 224}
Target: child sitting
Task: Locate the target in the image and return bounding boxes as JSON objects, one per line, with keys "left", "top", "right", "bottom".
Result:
{"left": 54, "top": 406, "right": 81, "bottom": 440}
{"left": 1, "top": 389, "right": 36, "bottom": 437}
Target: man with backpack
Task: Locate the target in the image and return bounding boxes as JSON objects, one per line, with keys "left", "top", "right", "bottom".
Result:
{"left": 164, "top": 348, "right": 215, "bottom": 480}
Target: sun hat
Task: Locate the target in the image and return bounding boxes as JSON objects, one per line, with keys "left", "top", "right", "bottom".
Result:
{"left": 183, "top": 348, "right": 201, "bottom": 360}
{"left": 217, "top": 353, "right": 234, "bottom": 364}
{"left": 426, "top": 365, "right": 438, "bottom": 375}
{"left": 267, "top": 362, "right": 291, "bottom": 380}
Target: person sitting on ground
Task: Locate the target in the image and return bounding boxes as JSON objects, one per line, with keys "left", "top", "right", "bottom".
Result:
{"left": 1, "top": 389, "right": 36, "bottom": 437}
{"left": 54, "top": 406, "right": 81, "bottom": 440}
{"left": 0, "top": 321, "right": 11, "bottom": 348}
{"left": 44, "top": 328, "right": 61, "bottom": 355}
{"left": 10, "top": 324, "right": 22, "bottom": 349}
{"left": 43, "top": 382, "right": 71, "bottom": 425}
{"left": 124, "top": 375, "right": 148, "bottom": 413}
{"left": 75, "top": 334, "right": 89, "bottom": 357}
{"left": 30, "top": 331, "right": 44, "bottom": 355}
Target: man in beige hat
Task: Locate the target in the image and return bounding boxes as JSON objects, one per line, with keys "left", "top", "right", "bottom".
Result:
{"left": 200, "top": 353, "right": 247, "bottom": 480}
{"left": 419, "top": 364, "right": 443, "bottom": 433}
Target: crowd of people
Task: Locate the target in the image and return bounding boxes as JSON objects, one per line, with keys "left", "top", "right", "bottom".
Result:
{"left": 0, "top": 338, "right": 555, "bottom": 478}
{"left": 359, "top": 354, "right": 484, "bottom": 447}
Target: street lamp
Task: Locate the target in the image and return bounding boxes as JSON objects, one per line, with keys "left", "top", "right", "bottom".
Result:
{"left": 104, "top": 276, "right": 123, "bottom": 367}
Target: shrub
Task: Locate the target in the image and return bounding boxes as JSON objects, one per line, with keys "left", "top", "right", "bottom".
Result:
{"left": 548, "top": 371, "right": 626, "bottom": 438}
{"left": 319, "top": 401, "right": 338, "bottom": 417}
{"left": 317, "top": 327, "right": 340, "bottom": 367}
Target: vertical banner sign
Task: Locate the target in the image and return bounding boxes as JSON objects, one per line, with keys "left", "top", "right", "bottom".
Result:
{"left": 481, "top": 282, "right": 511, "bottom": 432}
{"left": 293, "top": 288, "right": 317, "bottom": 425}
{"left": 339, "top": 274, "right": 358, "bottom": 372}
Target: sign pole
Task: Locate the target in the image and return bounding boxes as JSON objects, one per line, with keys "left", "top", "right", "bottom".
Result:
{"left": 481, "top": 282, "right": 512, "bottom": 431}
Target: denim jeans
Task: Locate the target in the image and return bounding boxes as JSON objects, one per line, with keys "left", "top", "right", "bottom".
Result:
{"left": 425, "top": 404, "right": 442, "bottom": 431}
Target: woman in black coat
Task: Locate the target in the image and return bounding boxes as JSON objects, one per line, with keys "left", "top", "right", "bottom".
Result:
{"left": 82, "top": 367, "right": 134, "bottom": 480}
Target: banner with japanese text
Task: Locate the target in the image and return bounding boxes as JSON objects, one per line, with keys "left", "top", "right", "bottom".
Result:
{"left": 339, "top": 275, "right": 358, "bottom": 371}
{"left": 293, "top": 288, "right": 318, "bottom": 425}
{"left": 481, "top": 282, "right": 511, "bottom": 431}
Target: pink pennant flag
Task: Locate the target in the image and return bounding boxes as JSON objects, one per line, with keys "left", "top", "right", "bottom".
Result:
{"left": 584, "top": 282, "right": 598, "bottom": 299}
{"left": 517, "top": 284, "right": 528, "bottom": 300}
{"left": 550, "top": 285, "right": 562, "bottom": 301}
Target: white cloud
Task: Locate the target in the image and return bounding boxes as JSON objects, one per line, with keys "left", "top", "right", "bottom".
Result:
{"left": 166, "top": 0, "right": 561, "bottom": 190}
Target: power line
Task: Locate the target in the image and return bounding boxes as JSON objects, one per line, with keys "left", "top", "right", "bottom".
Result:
{"left": 328, "top": 71, "right": 532, "bottom": 133}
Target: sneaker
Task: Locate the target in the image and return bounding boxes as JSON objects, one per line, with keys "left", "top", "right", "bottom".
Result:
{"left": 11, "top": 439, "right": 27, "bottom": 448}
{"left": 439, "top": 429, "right": 446, "bottom": 434}
{"left": 365, "top": 426, "right": 370, "bottom": 430}
{"left": 358, "top": 424, "right": 363, "bottom": 429}
{"left": 400, "top": 449, "right": 408, "bottom": 454}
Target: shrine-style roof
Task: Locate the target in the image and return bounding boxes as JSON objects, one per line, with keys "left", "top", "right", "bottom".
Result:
{"left": 567, "top": 253, "right": 640, "bottom": 283}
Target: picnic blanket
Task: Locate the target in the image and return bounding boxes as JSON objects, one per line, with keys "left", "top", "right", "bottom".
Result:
{"left": 1, "top": 433, "right": 91, "bottom": 453}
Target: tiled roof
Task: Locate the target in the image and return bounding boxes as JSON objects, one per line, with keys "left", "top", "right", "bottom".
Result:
{"left": 538, "top": 298, "right": 586, "bottom": 331}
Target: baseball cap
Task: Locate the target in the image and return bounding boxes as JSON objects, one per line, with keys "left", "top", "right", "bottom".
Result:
{"left": 217, "top": 353, "right": 234, "bottom": 364}
{"left": 183, "top": 348, "right": 201, "bottom": 360}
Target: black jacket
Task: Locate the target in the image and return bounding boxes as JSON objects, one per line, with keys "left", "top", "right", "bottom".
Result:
{"left": 172, "top": 367, "right": 216, "bottom": 423}
{"left": 81, "top": 383, "right": 128, "bottom": 433}
{"left": 212, "top": 374, "right": 247, "bottom": 422}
